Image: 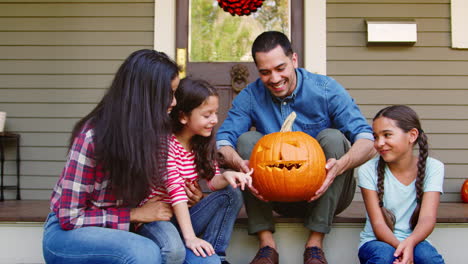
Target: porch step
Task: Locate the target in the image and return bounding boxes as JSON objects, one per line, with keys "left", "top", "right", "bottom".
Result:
{"left": 0, "top": 201, "right": 466, "bottom": 264}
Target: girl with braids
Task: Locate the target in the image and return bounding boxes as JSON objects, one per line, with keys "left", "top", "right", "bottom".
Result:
{"left": 43, "top": 49, "right": 190, "bottom": 263}
{"left": 357, "top": 105, "right": 445, "bottom": 264}
{"left": 139, "top": 77, "right": 252, "bottom": 264}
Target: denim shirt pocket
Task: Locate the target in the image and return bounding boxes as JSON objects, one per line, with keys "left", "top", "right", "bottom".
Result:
{"left": 297, "top": 119, "right": 328, "bottom": 138}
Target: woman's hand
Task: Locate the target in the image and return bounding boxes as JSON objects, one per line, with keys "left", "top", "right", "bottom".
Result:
{"left": 184, "top": 236, "right": 215, "bottom": 257}
{"left": 223, "top": 168, "right": 253, "bottom": 190}
{"left": 130, "top": 197, "right": 172, "bottom": 223}
{"left": 184, "top": 180, "right": 203, "bottom": 207}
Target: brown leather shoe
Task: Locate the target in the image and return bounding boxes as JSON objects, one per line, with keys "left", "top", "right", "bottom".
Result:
{"left": 250, "top": 246, "right": 279, "bottom": 264}
{"left": 304, "top": 246, "right": 328, "bottom": 264}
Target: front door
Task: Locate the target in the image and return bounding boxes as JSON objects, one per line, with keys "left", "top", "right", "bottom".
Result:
{"left": 175, "top": 0, "right": 304, "bottom": 129}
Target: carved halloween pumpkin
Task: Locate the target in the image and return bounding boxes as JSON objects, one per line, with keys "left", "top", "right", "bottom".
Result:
{"left": 461, "top": 179, "right": 468, "bottom": 203}
{"left": 249, "top": 112, "right": 326, "bottom": 202}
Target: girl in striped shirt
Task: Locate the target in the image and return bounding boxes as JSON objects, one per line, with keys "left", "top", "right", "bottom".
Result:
{"left": 139, "top": 78, "right": 253, "bottom": 264}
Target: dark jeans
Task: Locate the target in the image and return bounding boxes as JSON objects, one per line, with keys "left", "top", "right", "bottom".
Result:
{"left": 358, "top": 240, "right": 445, "bottom": 264}
{"left": 237, "top": 129, "right": 356, "bottom": 234}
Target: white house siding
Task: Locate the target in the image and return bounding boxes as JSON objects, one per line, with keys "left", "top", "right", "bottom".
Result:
{"left": 327, "top": 0, "right": 468, "bottom": 202}
{"left": 0, "top": 0, "right": 154, "bottom": 199}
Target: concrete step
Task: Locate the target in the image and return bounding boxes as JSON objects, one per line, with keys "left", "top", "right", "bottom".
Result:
{"left": 227, "top": 222, "right": 467, "bottom": 264}
{"left": 0, "top": 222, "right": 467, "bottom": 264}
{"left": 0, "top": 201, "right": 467, "bottom": 264}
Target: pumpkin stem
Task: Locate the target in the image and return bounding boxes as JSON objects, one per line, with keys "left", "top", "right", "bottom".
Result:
{"left": 280, "top": 111, "right": 297, "bottom": 132}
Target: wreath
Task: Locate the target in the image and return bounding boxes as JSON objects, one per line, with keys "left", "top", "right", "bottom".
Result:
{"left": 217, "top": 0, "right": 264, "bottom": 16}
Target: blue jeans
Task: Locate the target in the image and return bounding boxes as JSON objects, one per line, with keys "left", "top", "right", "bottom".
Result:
{"left": 140, "top": 186, "right": 243, "bottom": 264}
{"left": 42, "top": 213, "right": 162, "bottom": 264}
{"left": 137, "top": 220, "right": 185, "bottom": 263}
{"left": 358, "top": 240, "right": 445, "bottom": 264}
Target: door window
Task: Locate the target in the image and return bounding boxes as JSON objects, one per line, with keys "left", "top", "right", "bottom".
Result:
{"left": 189, "top": 0, "right": 291, "bottom": 62}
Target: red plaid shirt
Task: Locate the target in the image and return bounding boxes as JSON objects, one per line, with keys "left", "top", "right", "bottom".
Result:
{"left": 50, "top": 123, "right": 131, "bottom": 231}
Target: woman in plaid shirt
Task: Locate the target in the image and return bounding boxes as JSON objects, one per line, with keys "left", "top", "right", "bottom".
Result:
{"left": 42, "top": 49, "right": 190, "bottom": 263}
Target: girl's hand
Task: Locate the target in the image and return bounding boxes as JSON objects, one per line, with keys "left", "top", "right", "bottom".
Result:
{"left": 393, "top": 239, "right": 415, "bottom": 264}
{"left": 130, "top": 197, "right": 172, "bottom": 223}
{"left": 185, "top": 237, "right": 215, "bottom": 257}
{"left": 224, "top": 168, "right": 253, "bottom": 190}
{"left": 184, "top": 180, "right": 203, "bottom": 207}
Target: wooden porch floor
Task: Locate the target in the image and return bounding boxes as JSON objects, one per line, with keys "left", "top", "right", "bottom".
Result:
{"left": 0, "top": 200, "right": 466, "bottom": 223}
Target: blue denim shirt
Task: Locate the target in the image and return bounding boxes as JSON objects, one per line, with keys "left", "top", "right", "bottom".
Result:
{"left": 216, "top": 68, "right": 373, "bottom": 148}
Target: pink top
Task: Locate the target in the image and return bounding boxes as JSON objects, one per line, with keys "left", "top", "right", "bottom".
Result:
{"left": 140, "top": 134, "right": 219, "bottom": 206}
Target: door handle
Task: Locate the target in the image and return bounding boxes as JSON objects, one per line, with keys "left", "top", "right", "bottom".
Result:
{"left": 176, "top": 48, "right": 187, "bottom": 79}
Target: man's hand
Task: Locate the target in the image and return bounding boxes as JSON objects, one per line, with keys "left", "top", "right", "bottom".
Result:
{"left": 219, "top": 146, "right": 250, "bottom": 173}
{"left": 247, "top": 184, "right": 268, "bottom": 202}
{"left": 184, "top": 180, "right": 203, "bottom": 207}
{"left": 308, "top": 138, "right": 375, "bottom": 202}
{"left": 130, "top": 197, "right": 173, "bottom": 223}
{"left": 308, "top": 158, "right": 344, "bottom": 202}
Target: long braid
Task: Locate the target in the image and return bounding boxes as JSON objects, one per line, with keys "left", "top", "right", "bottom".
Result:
{"left": 409, "top": 130, "right": 428, "bottom": 229}
{"left": 377, "top": 156, "right": 396, "bottom": 231}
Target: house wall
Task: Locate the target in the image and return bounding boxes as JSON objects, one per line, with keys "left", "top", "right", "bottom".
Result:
{"left": 1, "top": 0, "right": 466, "bottom": 202}
{"left": 0, "top": 0, "right": 155, "bottom": 199}
{"left": 327, "top": 0, "right": 468, "bottom": 202}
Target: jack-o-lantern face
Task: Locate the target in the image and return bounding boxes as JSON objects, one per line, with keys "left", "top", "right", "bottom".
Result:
{"left": 249, "top": 130, "right": 326, "bottom": 202}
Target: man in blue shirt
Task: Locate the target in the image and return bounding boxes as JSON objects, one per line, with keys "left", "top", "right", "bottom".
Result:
{"left": 216, "top": 31, "right": 375, "bottom": 264}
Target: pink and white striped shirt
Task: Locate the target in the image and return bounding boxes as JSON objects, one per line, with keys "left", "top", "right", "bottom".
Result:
{"left": 141, "top": 134, "right": 219, "bottom": 206}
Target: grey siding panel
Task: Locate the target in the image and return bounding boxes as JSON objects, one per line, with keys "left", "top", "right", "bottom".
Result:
{"left": 328, "top": 47, "right": 468, "bottom": 61}
{"left": 6, "top": 118, "right": 79, "bottom": 131}
{"left": 328, "top": 18, "right": 450, "bottom": 32}
{"left": 328, "top": 4, "right": 449, "bottom": 18}
{"left": 329, "top": 61, "right": 468, "bottom": 75}
{"left": 0, "top": 61, "right": 122, "bottom": 74}
{"left": 0, "top": 17, "right": 154, "bottom": 31}
{"left": 349, "top": 90, "right": 468, "bottom": 105}
{"left": 328, "top": 32, "right": 451, "bottom": 47}
{"left": 360, "top": 105, "right": 468, "bottom": 120}
{"left": 3, "top": 161, "right": 65, "bottom": 176}
{"left": 0, "top": 32, "right": 153, "bottom": 45}
{"left": 0, "top": 46, "right": 152, "bottom": 60}
{"left": 0, "top": 3, "right": 153, "bottom": 16}
{"left": 328, "top": 0, "right": 468, "bottom": 202}
{"left": 0, "top": 75, "right": 114, "bottom": 89}
{"left": 1, "top": 105, "right": 93, "bottom": 117}
{"left": 4, "top": 147, "right": 70, "bottom": 161}
{"left": 0, "top": 89, "right": 106, "bottom": 103}
{"left": 19, "top": 133, "right": 70, "bottom": 146}
{"left": 335, "top": 76, "right": 468, "bottom": 89}
{"left": 330, "top": 0, "right": 449, "bottom": 3}
{"left": 0, "top": 0, "right": 154, "bottom": 200}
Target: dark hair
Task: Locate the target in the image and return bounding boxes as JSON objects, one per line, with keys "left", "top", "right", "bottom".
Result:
{"left": 170, "top": 78, "right": 219, "bottom": 180}
{"left": 373, "top": 105, "right": 428, "bottom": 230}
{"left": 70, "top": 49, "right": 180, "bottom": 206}
{"left": 251, "top": 31, "right": 293, "bottom": 63}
